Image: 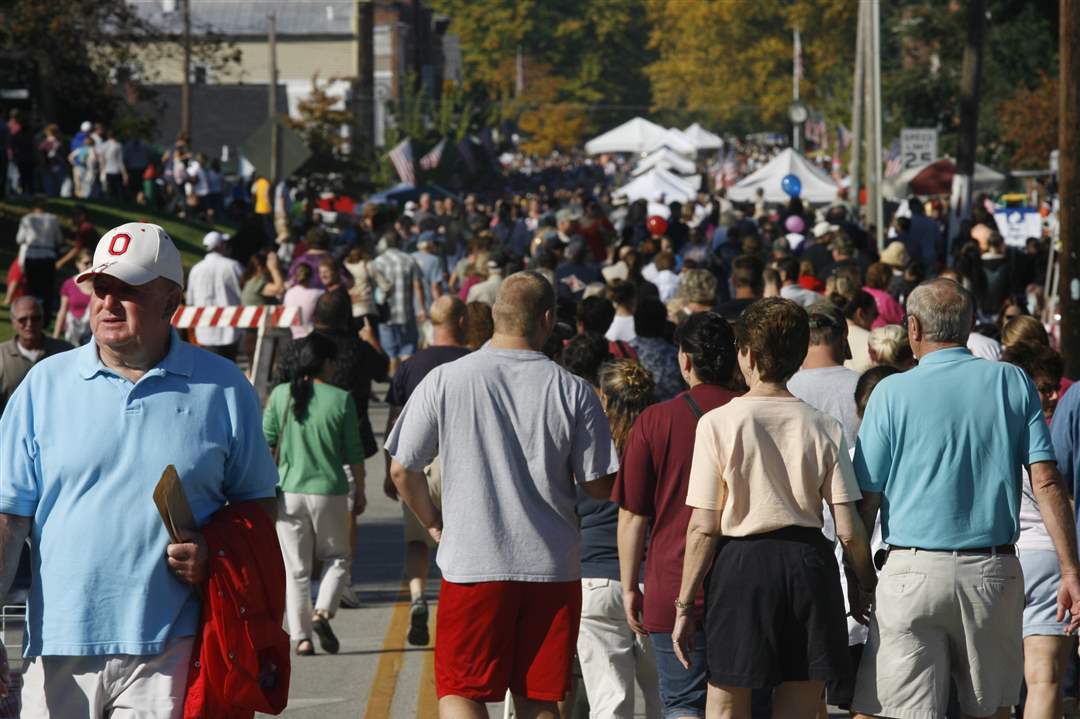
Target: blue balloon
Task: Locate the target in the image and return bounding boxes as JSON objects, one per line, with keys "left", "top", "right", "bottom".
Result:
{"left": 781, "top": 173, "right": 802, "bottom": 198}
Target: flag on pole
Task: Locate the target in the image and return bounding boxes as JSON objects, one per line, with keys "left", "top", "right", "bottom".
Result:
{"left": 419, "top": 139, "right": 446, "bottom": 172}
{"left": 721, "top": 148, "right": 739, "bottom": 188}
{"left": 884, "top": 138, "right": 903, "bottom": 178}
{"left": 387, "top": 138, "right": 415, "bottom": 185}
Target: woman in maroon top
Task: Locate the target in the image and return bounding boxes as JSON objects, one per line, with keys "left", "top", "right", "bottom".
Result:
{"left": 612, "top": 311, "right": 740, "bottom": 718}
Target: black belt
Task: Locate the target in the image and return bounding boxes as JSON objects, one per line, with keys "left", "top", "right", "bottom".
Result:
{"left": 889, "top": 544, "right": 1015, "bottom": 556}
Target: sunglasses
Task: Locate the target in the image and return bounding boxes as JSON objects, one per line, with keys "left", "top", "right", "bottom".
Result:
{"left": 14, "top": 315, "right": 43, "bottom": 325}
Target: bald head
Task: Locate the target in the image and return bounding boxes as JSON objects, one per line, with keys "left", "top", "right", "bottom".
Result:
{"left": 906, "top": 278, "right": 974, "bottom": 344}
{"left": 492, "top": 271, "right": 556, "bottom": 338}
{"left": 430, "top": 295, "right": 467, "bottom": 344}
{"left": 12, "top": 296, "right": 43, "bottom": 316}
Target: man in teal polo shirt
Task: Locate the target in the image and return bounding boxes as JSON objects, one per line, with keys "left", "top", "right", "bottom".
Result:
{"left": 850, "top": 278, "right": 1080, "bottom": 719}
{"left": 0, "top": 222, "right": 278, "bottom": 717}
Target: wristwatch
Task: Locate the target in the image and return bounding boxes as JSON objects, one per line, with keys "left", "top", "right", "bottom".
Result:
{"left": 673, "top": 598, "right": 692, "bottom": 611}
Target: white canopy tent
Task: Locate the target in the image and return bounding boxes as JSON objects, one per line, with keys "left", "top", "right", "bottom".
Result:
{"left": 683, "top": 123, "right": 723, "bottom": 151}
{"left": 727, "top": 148, "right": 839, "bottom": 204}
{"left": 644, "top": 129, "right": 697, "bottom": 157}
{"left": 614, "top": 167, "right": 700, "bottom": 204}
{"left": 584, "top": 117, "right": 670, "bottom": 155}
{"left": 632, "top": 148, "right": 697, "bottom": 176}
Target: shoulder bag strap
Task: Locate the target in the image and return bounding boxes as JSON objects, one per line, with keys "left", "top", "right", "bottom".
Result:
{"left": 682, "top": 392, "right": 704, "bottom": 420}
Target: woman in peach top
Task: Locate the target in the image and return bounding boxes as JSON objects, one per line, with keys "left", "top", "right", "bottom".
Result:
{"left": 671, "top": 298, "right": 876, "bottom": 719}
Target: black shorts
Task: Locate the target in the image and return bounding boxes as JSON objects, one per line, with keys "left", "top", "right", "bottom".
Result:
{"left": 704, "top": 526, "right": 852, "bottom": 690}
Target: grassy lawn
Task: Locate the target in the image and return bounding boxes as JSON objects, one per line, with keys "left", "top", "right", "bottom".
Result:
{"left": 0, "top": 197, "right": 231, "bottom": 342}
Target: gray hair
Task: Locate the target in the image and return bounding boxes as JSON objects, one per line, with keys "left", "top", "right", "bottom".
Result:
{"left": 905, "top": 279, "right": 973, "bottom": 344}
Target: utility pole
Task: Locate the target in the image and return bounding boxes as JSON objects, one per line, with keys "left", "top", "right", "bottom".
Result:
{"left": 1059, "top": 0, "right": 1080, "bottom": 376}
{"left": 849, "top": 1, "right": 865, "bottom": 215}
{"left": 180, "top": 0, "right": 192, "bottom": 140}
{"left": 354, "top": 0, "right": 375, "bottom": 158}
{"left": 871, "top": 0, "right": 884, "bottom": 251}
{"left": 268, "top": 13, "right": 279, "bottom": 182}
{"left": 862, "top": 3, "right": 877, "bottom": 236}
{"left": 950, "top": 0, "right": 987, "bottom": 245}
{"left": 792, "top": 26, "right": 801, "bottom": 152}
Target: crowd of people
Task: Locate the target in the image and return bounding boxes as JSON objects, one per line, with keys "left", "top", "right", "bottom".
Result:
{"left": 0, "top": 151, "right": 1076, "bottom": 719}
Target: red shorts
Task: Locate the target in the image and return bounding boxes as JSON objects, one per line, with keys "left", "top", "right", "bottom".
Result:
{"left": 435, "top": 579, "right": 582, "bottom": 702}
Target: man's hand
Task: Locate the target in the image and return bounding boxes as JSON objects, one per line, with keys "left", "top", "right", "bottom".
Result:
{"left": 266, "top": 251, "right": 280, "bottom": 272}
{"left": 383, "top": 474, "right": 399, "bottom": 501}
{"left": 416, "top": 309, "right": 427, "bottom": 324}
{"left": 359, "top": 316, "right": 379, "bottom": 347}
{"left": 166, "top": 529, "right": 209, "bottom": 586}
{"left": 671, "top": 610, "right": 695, "bottom": 669}
{"left": 623, "top": 585, "right": 648, "bottom": 637}
{"left": 1058, "top": 573, "right": 1080, "bottom": 634}
{"left": 353, "top": 491, "right": 367, "bottom": 517}
{"left": 428, "top": 525, "right": 442, "bottom": 544}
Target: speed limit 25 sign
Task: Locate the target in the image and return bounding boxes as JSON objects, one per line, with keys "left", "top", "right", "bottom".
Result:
{"left": 900, "top": 128, "right": 938, "bottom": 171}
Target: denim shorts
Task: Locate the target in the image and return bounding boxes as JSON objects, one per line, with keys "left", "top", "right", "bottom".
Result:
{"left": 650, "top": 629, "right": 707, "bottom": 719}
{"left": 377, "top": 321, "right": 418, "bottom": 359}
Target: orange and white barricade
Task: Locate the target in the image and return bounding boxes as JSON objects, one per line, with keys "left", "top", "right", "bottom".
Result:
{"left": 171, "top": 305, "right": 300, "bottom": 402}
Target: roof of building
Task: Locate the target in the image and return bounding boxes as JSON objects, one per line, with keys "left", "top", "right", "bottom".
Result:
{"left": 129, "top": 1, "right": 356, "bottom": 37}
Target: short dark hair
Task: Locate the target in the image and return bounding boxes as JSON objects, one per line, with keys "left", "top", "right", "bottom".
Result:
{"left": 1001, "top": 341, "right": 1064, "bottom": 386}
{"left": 776, "top": 257, "right": 799, "bottom": 282}
{"left": 634, "top": 298, "right": 669, "bottom": 338}
{"left": 733, "top": 298, "right": 809, "bottom": 383}
{"left": 854, "top": 365, "right": 900, "bottom": 418}
{"left": 578, "top": 296, "right": 615, "bottom": 334}
{"left": 674, "top": 311, "right": 736, "bottom": 384}
{"left": 561, "top": 333, "right": 611, "bottom": 387}
{"left": 314, "top": 288, "right": 352, "bottom": 331}
{"left": 609, "top": 281, "right": 637, "bottom": 308}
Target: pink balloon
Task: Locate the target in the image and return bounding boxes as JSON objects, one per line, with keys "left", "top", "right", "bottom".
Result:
{"left": 784, "top": 215, "right": 805, "bottom": 234}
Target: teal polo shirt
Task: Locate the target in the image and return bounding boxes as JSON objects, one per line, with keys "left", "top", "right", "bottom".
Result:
{"left": 0, "top": 331, "right": 277, "bottom": 657}
{"left": 854, "top": 346, "right": 1054, "bottom": 549}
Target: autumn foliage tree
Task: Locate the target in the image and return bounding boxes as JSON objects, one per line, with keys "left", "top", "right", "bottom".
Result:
{"left": 998, "top": 72, "right": 1058, "bottom": 169}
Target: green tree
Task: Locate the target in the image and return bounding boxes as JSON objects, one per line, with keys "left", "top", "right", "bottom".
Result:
{"left": 0, "top": 0, "right": 238, "bottom": 138}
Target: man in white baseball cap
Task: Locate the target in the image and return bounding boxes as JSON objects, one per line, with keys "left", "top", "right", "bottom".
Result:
{"left": 0, "top": 222, "right": 279, "bottom": 715}
{"left": 185, "top": 230, "right": 243, "bottom": 360}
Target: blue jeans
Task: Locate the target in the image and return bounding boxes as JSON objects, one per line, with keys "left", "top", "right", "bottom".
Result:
{"left": 378, "top": 321, "right": 418, "bottom": 359}
{"left": 651, "top": 630, "right": 707, "bottom": 719}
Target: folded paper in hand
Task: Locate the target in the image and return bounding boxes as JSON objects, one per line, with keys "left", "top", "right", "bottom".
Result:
{"left": 153, "top": 465, "right": 196, "bottom": 543}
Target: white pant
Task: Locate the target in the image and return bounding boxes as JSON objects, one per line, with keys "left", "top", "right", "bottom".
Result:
{"left": 20, "top": 636, "right": 193, "bottom": 718}
{"left": 276, "top": 492, "right": 351, "bottom": 641}
{"left": 577, "top": 578, "right": 661, "bottom": 719}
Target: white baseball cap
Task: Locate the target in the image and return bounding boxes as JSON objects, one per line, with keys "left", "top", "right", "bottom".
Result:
{"left": 202, "top": 230, "right": 230, "bottom": 250}
{"left": 80, "top": 121, "right": 92, "bottom": 133}
{"left": 77, "top": 222, "right": 185, "bottom": 289}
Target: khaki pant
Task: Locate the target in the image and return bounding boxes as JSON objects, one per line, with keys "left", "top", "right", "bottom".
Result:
{"left": 402, "top": 460, "right": 443, "bottom": 547}
{"left": 852, "top": 549, "right": 1024, "bottom": 718}
{"left": 21, "top": 637, "right": 193, "bottom": 718}
{"left": 276, "top": 492, "right": 351, "bottom": 641}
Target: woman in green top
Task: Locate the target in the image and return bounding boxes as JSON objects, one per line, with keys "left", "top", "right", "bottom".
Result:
{"left": 263, "top": 333, "right": 367, "bottom": 656}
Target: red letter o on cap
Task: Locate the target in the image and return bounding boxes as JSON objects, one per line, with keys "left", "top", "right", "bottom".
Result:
{"left": 108, "top": 233, "right": 131, "bottom": 256}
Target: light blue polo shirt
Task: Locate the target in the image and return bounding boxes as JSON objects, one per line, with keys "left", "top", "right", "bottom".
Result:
{"left": 854, "top": 347, "right": 1054, "bottom": 549}
{"left": 0, "top": 331, "right": 277, "bottom": 657}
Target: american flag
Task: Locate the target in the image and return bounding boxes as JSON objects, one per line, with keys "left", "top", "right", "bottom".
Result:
{"left": 836, "top": 125, "right": 853, "bottom": 154}
{"left": 387, "top": 138, "right": 415, "bottom": 186}
{"left": 721, "top": 148, "right": 739, "bottom": 188}
{"left": 419, "top": 139, "right": 446, "bottom": 172}
{"left": 884, "top": 138, "right": 903, "bottom": 178}
{"left": 804, "top": 114, "right": 827, "bottom": 151}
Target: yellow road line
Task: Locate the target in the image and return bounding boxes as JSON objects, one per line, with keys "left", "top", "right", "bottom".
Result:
{"left": 416, "top": 604, "right": 438, "bottom": 717}
{"left": 362, "top": 584, "right": 412, "bottom": 719}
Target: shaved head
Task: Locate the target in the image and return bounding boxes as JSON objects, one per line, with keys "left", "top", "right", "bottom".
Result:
{"left": 430, "top": 295, "right": 466, "bottom": 328}
{"left": 492, "top": 271, "right": 555, "bottom": 337}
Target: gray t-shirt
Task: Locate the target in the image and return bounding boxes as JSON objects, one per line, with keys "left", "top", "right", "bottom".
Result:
{"left": 787, "top": 366, "right": 862, "bottom": 448}
{"left": 385, "top": 346, "right": 619, "bottom": 582}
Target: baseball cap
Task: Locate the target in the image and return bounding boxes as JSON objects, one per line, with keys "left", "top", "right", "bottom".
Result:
{"left": 404, "top": 200, "right": 418, "bottom": 212}
{"left": 601, "top": 261, "right": 629, "bottom": 284}
{"left": 555, "top": 208, "right": 574, "bottom": 224}
{"left": 80, "top": 121, "right": 92, "bottom": 133}
{"left": 880, "top": 241, "right": 910, "bottom": 269}
{"left": 77, "top": 222, "right": 185, "bottom": 289}
{"left": 828, "top": 234, "right": 854, "bottom": 254}
{"left": 202, "top": 230, "right": 230, "bottom": 250}
{"left": 812, "top": 221, "right": 839, "bottom": 239}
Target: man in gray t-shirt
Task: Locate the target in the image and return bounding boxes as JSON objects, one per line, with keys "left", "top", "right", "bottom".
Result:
{"left": 386, "top": 271, "right": 618, "bottom": 717}
{"left": 787, "top": 301, "right": 861, "bottom": 446}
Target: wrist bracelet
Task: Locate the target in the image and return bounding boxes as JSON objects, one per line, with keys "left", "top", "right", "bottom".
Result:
{"left": 673, "top": 598, "right": 692, "bottom": 611}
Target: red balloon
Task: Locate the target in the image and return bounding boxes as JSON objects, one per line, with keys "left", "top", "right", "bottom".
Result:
{"left": 646, "top": 215, "right": 668, "bottom": 237}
